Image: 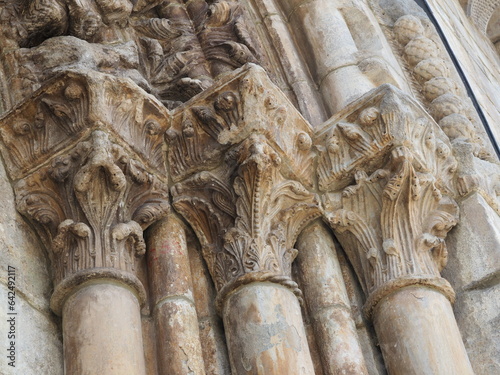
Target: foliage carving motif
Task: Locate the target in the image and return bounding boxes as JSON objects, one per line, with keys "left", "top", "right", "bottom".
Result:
{"left": 15, "top": 130, "right": 170, "bottom": 286}
{"left": 318, "top": 85, "right": 459, "bottom": 315}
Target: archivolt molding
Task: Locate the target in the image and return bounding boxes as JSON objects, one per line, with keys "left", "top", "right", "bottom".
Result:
{"left": 467, "top": 0, "right": 500, "bottom": 33}
{"left": 0, "top": 0, "right": 261, "bottom": 111}
{"left": 392, "top": 14, "right": 493, "bottom": 162}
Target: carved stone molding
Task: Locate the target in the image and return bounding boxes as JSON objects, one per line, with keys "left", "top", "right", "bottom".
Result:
{"left": 194, "top": 0, "right": 259, "bottom": 76}
{"left": 168, "top": 65, "right": 320, "bottom": 308}
{"left": 317, "top": 84, "right": 459, "bottom": 317}
{"left": 467, "top": 0, "right": 500, "bottom": 33}
{"left": 0, "top": 71, "right": 170, "bottom": 314}
{"left": 166, "top": 64, "right": 315, "bottom": 185}
{"left": 453, "top": 140, "right": 500, "bottom": 215}
{"left": 0, "top": 0, "right": 261, "bottom": 110}
{"left": 392, "top": 14, "right": 493, "bottom": 161}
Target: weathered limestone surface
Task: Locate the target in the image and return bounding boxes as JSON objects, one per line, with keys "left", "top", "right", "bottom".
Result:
{"left": 444, "top": 192, "right": 500, "bottom": 374}
{"left": 63, "top": 283, "right": 147, "bottom": 375}
{"left": 296, "top": 222, "right": 369, "bottom": 375}
{"left": 425, "top": 0, "right": 500, "bottom": 146}
{"left": 224, "top": 283, "right": 315, "bottom": 375}
{"left": 0, "top": 283, "right": 63, "bottom": 375}
{"left": 146, "top": 215, "right": 206, "bottom": 375}
{"left": 373, "top": 286, "right": 474, "bottom": 375}
{"left": 452, "top": 284, "right": 500, "bottom": 375}
{"left": 188, "top": 232, "right": 232, "bottom": 375}
{"left": 0, "top": 153, "right": 63, "bottom": 375}
{"left": 0, "top": 1, "right": 499, "bottom": 375}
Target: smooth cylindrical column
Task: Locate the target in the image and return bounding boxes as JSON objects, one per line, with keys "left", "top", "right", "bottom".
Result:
{"left": 146, "top": 215, "right": 206, "bottom": 375}
{"left": 373, "top": 286, "right": 474, "bottom": 375}
{"left": 62, "top": 282, "right": 146, "bottom": 375}
{"left": 223, "top": 282, "right": 315, "bottom": 375}
{"left": 296, "top": 221, "right": 369, "bottom": 375}
{"left": 278, "top": 0, "right": 375, "bottom": 114}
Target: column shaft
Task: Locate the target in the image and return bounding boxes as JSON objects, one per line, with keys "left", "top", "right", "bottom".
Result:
{"left": 147, "top": 214, "right": 206, "bottom": 375}
{"left": 223, "top": 282, "right": 315, "bottom": 375}
{"left": 373, "top": 286, "right": 474, "bottom": 375}
{"left": 275, "top": 0, "right": 374, "bottom": 113}
{"left": 296, "top": 221, "right": 369, "bottom": 375}
{"left": 62, "top": 283, "right": 146, "bottom": 375}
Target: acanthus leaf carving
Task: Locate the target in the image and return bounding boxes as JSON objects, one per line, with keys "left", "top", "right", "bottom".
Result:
{"left": 171, "top": 133, "right": 320, "bottom": 300}
{"left": 319, "top": 85, "right": 459, "bottom": 314}
{"left": 165, "top": 66, "right": 319, "bottom": 304}
{"left": 13, "top": 130, "right": 170, "bottom": 286}
{"left": 168, "top": 65, "right": 316, "bottom": 194}
{"left": 0, "top": 77, "right": 90, "bottom": 178}
{"left": 197, "top": 0, "right": 260, "bottom": 76}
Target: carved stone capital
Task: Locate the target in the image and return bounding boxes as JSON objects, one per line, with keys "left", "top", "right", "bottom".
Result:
{"left": 0, "top": 70, "right": 168, "bottom": 179}
{"left": 168, "top": 65, "right": 320, "bottom": 308}
{"left": 0, "top": 71, "right": 170, "bottom": 313}
{"left": 317, "top": 85, "right": 459, "bottom": 317}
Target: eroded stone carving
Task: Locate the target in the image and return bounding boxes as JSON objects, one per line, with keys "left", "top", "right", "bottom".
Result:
{"left": 393, "top": 15, "right": 493, "bottom": 161}
{"left": 0, "top": 0, "right": 261, "bottom": 111}
{"left": 317, "top": 85, "right": 459, "bottom": 317}
{"left": 0, "top": 71, "right": 168, "bottom": 179}
{"left": 15, "top": 129, "right": 169, "bottom": 287}
{"left": 454, "top": 140, "right": 500, "bottom": 215}
{"left": 0, "top": 71, "right": 170, "bottom": 315}
{"left": 167, "top": 65, "right": 320, "bottom": 308}
{"left": 195, "top": 0, "right": 259, "bottom": 76}
{"left": 467, "top": 0, "right": 500, "bottom": 33}
{"left": 166, "top": 65, "right": 314, "bottom": 185}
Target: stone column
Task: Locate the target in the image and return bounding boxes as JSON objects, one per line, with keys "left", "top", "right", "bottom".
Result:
{"left": 171, "top": 132, "right": 319, "bottom": 374}
{"left": 372, "top": 286, "right": 473, "bottom": 375}
{"left": 167, "top": 65, "right": 321, "bottom": 375}
{"left": 62, "top": 282, "right": 146, "bottom": 375}
{"left": 274, "top": 0, "right": 375, "bottom": 114}
{"left": 317, "top": 85, "right": 474, "bottom": 374}
{"left": 296, "top": 221, "right": 369, "bottom": 375}
{"left": 19, "top": 130, "right": 169, "bottom": 375}
{"left": 222, "top": 282, "right": 313, "bottom": 375}
{"left": 0, "top": 72, "right": 170, "bottom": 375}
{"left": 146, "top": 214, "right": 206, "bottom": 375}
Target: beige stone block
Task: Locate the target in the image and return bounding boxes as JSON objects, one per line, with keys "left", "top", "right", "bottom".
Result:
{"left": 0, "top": 284, "right": 63, "bottom": 375}
{"left": 444, "top": 193, "right": 500, "bottom": 290}
{"left": 453, "top": 284, "right": 500, "bottom": 375}
{"left": 0, "top": 160, "right": 53, "bottom": 312}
